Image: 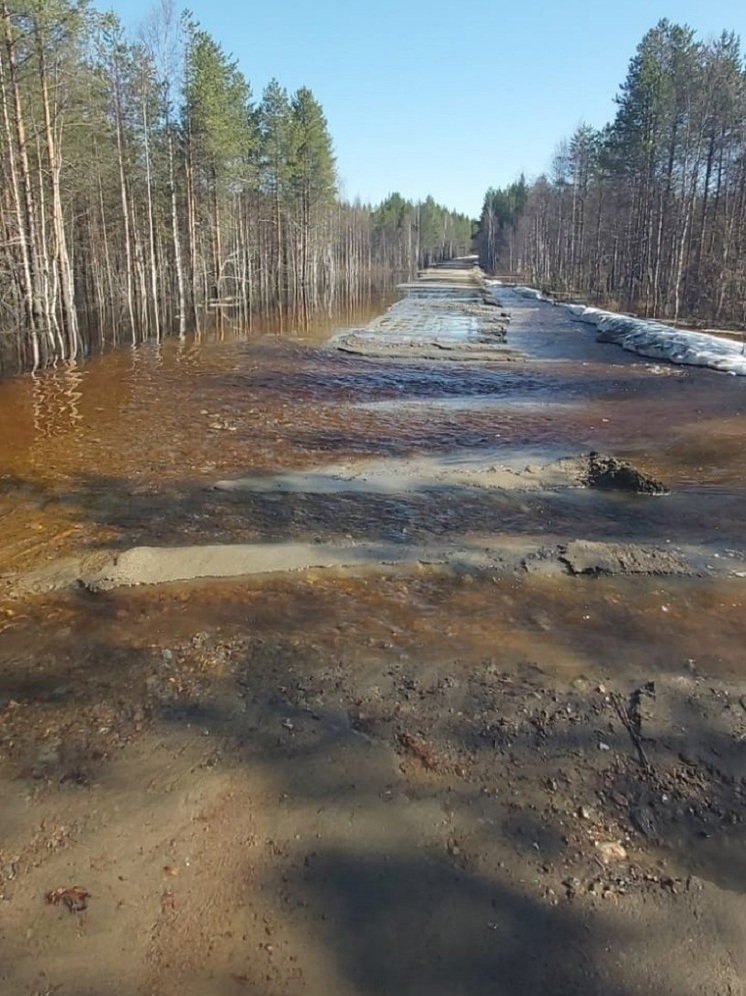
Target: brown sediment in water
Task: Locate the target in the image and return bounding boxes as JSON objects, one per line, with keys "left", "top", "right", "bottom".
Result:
{"left": 1, "top": 265, "right": 746, "bottom": 995}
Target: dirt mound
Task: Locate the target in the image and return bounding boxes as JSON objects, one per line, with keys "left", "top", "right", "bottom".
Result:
{"left": 585, "top": 451, "right": 669, "bottom": 494}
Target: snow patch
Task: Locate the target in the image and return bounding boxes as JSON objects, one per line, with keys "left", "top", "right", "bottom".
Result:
{"left": 494, "top": 283, "right": 746, "bottom": 376}
{"left": 566, "top": 304, "right": 746, "bottom": 376}
{"left": 513, "top": 285, "right": 552, "bottom": 302}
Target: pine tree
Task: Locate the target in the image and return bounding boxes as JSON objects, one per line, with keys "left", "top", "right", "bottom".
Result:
{"left": 183, "top": 28, "right": 253, "bottom": 306}
{"left": 287, "top": 86, "right": 336, "bottom": 310}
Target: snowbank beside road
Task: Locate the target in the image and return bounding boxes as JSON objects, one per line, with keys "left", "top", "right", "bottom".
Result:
{"left": 491, "top": 281, "right": 746, "bottom": 376}
{"left": 512, "top": 285, "right": 552, "bottom": 302}
{"left": 564, "top": 303, "right": 746, "bottom": 375}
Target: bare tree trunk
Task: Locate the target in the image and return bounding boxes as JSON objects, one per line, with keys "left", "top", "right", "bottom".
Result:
{"left": 2, "top": 4, "right": 48, "bottom": 352}
{"left": 0, "top": 33, "right": 38, "bottom": 363}
{"left": 93, "top": 137, "right": 115, "bottom": 318}
{"left": 112, "top": 60, "right": 136, "bottom": 338}
{"left": 36, "top": 20, "right": 79, "bottom": 357}
{"left": 141, "top": 93, "right": 160, "bottom": 340}
{"left": 168, "top": 128, "right": 186, "bottom": 336}
{"left": 184, "top": 117, "right": 199, "bottom": 326}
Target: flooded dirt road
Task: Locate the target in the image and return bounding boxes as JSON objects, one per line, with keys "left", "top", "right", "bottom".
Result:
{"left": 1, "top": 265, "right": 745, "bottom": 995}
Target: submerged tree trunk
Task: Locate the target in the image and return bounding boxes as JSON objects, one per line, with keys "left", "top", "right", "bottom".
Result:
{"left": 0, "top": 31, "right": 37, "bottom": 363}
{"left": 35, "top": 20, "right": 79, "bottom": 357}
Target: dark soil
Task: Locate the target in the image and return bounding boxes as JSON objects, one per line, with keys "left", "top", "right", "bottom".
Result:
{"left": 586, "top": 452, "right": 669, "bottom": 494}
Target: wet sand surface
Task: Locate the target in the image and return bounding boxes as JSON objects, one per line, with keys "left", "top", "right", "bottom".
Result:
{"left": 1, "top": 266, "right": 745, "bottom": 995}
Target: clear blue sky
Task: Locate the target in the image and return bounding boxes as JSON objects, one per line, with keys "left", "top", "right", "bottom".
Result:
{"left": 103, "top": 0, "right": 746, "bottom": 218}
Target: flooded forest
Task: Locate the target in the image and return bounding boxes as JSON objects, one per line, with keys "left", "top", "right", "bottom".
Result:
{"left": 2, "top": 9, "right": 746, "bottom": 996}
{"left": 0, "top": 0, "right": 471, "bottom": 374}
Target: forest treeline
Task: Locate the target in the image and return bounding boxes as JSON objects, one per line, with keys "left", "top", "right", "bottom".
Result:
{"left": 0, "top": 0, "right": 472, "bottom": 373}
{"left": 477, "top": 20, "right": 746, "bottom": 326}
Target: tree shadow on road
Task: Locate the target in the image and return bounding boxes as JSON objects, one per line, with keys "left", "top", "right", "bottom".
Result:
{"left": 2, "top": 563, "right": 746, "bottom": 993}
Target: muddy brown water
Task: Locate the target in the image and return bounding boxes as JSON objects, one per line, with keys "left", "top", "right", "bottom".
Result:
{"left": 2, "top": 285, "right": 745, "bottom": 606}
{"left": 1, "top": 282, "right": 746, "bottom": 995}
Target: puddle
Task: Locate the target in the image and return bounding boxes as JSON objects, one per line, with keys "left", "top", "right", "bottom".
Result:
{"left": 3, "top": 570, "right": 746, "bottom": 681}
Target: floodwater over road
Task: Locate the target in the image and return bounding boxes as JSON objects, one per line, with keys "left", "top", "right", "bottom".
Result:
{"left": 2, "top": 282, "right": 745, "bottom": 572}
{"left": 1, "top": 265, "right": 746, "bottom": 995}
